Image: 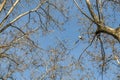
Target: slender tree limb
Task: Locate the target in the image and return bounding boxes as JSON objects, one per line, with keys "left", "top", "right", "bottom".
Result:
{"left": 0, "top": 0, "right": 48, "bottom": 33}
{"left": 0, "top": 0, "right": 20, "bottom": 28}
{"left": 86, "top": 0, "right": 99, "bottom": 22}
{"left": 99, "top": 0, "right": 104, "bottom": 22}
{"left": 98, "top": 35, "right": 111, "bottom": 80}
{"left": 78, "top": 33, "right": 97, "bottom": 61}
{"left": 0, "top": 53, "right": 19, "bottom": 65}
{"left": 0, "top": 0, "right": 6, "bottom": 12}
{"left": 73, "top": 0, "right": 94, "bottom": 22}
{"left": 96, "top": 0, "right": 101, "bottom": 20}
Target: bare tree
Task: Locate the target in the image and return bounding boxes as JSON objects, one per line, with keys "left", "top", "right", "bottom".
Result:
{"left": 0, "top": 0, "right": 71, "bottom": 80}
{"left": 73, "top": 0, "right": 120, "bottom": 79}
{"left": 0, "top": 0, "right": 120, "bottom": 80}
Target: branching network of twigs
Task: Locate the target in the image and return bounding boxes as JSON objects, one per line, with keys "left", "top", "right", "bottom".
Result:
{"left": 73, "top": 0, "right": 120, "bottom": 65}
{"left": 0, "top": 0, "right": 48, "bottom": 64}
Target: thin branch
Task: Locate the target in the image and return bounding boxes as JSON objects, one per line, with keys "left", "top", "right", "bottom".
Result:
{"left": 99, "top": 0, "right": 104, "bottom": 23}
{"left": 0, "top": 0, "right": 20, "bottom": 28}
{"left": 98, "top": 35, "right": 106, "bottom": 76}
{"left": 11, "top": 25, "right": 25, "bottom": 34}
{"left": 10, "top": 27, "right": 41, "bottom": 48}
{"left": 96, "top": 0, "right": 104, "bottom": 23}
{"left": 96, "top": 0, "right": 101, "bottom": 20}
{"left": 0, "top": 0, "right": 48, "bottom": 33}
{"left": 0, "top": 53, "right": 19, "bottom": 65}
{"left": 86, "top": 0, "right": 98, "bottom": 22}
{"left": 0, "top": 0, "right": 6, "bottom": 12}
{"left": 98, "top": 35, "right": 105, "bottom": 61}
{"left": 78, "top": 33, "right": 97, "bottom": 61}
{"left": 40, "top": 7, "right": 62, "bottom": 26}
{"left": 10, "top": 0, "right": 48, "bottom": 24}
{"left": 0, "top": 26, "right": 41, "bottom": 51}
{"left": 73, "top": 0, "right": 94, "bottom": 22}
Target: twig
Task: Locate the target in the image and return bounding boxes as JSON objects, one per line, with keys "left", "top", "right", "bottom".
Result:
{"left": 0, "top": 0, "right": 6, "bottom": 12}
{"left": 0, "top": 0, "right": 48, "bottom": 33}
{"left": 78, "top": 33, "right": 97, "bottom": 61}
{"left": 0, "top": 0, "right": 20, "bottom": 27}
{"left": 73, "top": 0, "right": 93, "bottom": 22}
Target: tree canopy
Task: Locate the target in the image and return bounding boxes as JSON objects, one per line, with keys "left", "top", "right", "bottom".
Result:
{"left": 0, "top": 0, "right": 120, "bottom": 80}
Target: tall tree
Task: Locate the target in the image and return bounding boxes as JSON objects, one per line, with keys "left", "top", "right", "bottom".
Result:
{"left": 0, "top": 0, "right": 120, "bottom": 80}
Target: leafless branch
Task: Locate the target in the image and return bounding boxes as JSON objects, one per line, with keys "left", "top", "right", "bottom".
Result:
{"left": 73, "top": 0, "right": 93, "bottom": 22}
{"left": 86, "top": 0, "right": 99, "bottom": 22}
{"left": 0, "top": 0, "right": 20, "bottom": 28}
{"left": 0, "top": 0, "right": 6, "bottom": 12}
{"left": 0, "top": 0, "right": 48, "bottom": 33}
{"left": 78, "top": 33, "right": 97, "bottom": 61}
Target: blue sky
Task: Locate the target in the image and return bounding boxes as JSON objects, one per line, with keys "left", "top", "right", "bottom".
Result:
{"left": 16, "top": 0, "right": 120, "bottom": 79}
{"left": 0, "top": 0, "right": 120, "bottom": 80}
